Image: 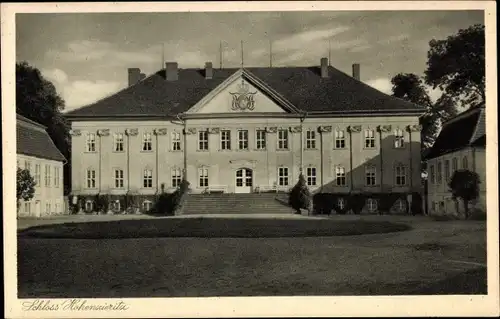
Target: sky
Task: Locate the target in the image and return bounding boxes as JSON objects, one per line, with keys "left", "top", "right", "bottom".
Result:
{"left": 16, "top": 11, "right": 484, "bottom": 112}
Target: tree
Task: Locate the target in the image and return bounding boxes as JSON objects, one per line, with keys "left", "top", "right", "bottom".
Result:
{"left": 448, "top": 169, "right": 481, "bottom": 219}
{"left": 16, "top": 62, "right": 71, "bottom": 194}
{"left": 289, "top": 174, "right": 311, "bottom": 214}
{"left": 425, "top": 24, "right": 485, "bottom": 109}
{"left": 17, "top": 168, "right": 36, "bottom": 211}
{"left": 391, "top": 73, "right": 457, "bottom": 151}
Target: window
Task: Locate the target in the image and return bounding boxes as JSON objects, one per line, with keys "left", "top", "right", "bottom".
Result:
{"left": 278, "top": 167, "right": 289, "bottom": 186}
{"left": 337, "top": 198, "right": 345, "bottom": 210}
{"left": 366, "top": 198, "right": 377, "bottom": 212}
{"left": 395, "top": 165, "right": 407, "bottom": 186}
{"left": 335, "top": 130, "right": 346, "bottom": 149}
{"left": 256, "top": 130, "right": 266, "bottom": 150}
{"left": 364, "top": 129, "right": 375, "bottom": 148}
{"left": 198, "top": 167, "right": 209, "bottom": 187}
{"left": 113, "top": 133, "right": 124, "bottom": 152}
{"left": 143, "top": 200, "right": 153, "bottom": 212}
{"left": 305, "top": 130, "right": 316, "bottom": 149}
{"left": 85, "top": 200, "right": 94, "bottom": 212}
{"left": 24, "top": 201, "right": 31, "bottom": 215}
{"left": 198, "top": 131, "right": 209, "bottom": 151}
{"left": 114, "top": 169, "right": 124, "bottom": 188}
{"left": 54, "top": 167, "right": 60, "bottom": 188}
{"left": 444, "top": 160, "right": 450, "bottom": 181}
{"left": 86, "top": 133, "right": 96, "bottom": 152}
{"left": 44, "top": 165, "right": 51, "bottom": 187}
{"left": 34, "top": 164, "right": 41, "bottom": 185}
{"left": 430, "top": 165, "right": 435, "bottom": 184}
{"left": 365, "top": 165, "right": 376, "bottom": 186}
{"left": 335, "top": 166, "right": 346, "bottom": 186}
{"left": 221, "top": 130, "right": 231, "bottom": 150}
{"left": 238, "top": 130, "right": 249, "bottom": 150}
{"left": 452, "top": 157, "right": 458, "bottom": 174}
{"left": 306, "top": 167, "right": 317, "bottom": 186}
{"left": 86, "top": 169, "right": 96, "bottom": 188}
{"left": 395, "top": 199, "right": 406, "bottom": 213}
{"left": 171, "top": 131, "right": 182, "bottom": 151}
{"left": 437, "top": 162, "right": 443, "bottom": 184}
{"left": 277, "top": 129, "right": 289, "bottom": 150}
{"left": 55, "top": 202, "right": 60, "bottom": 214}
{"left": 24, "top": 160, "right": 31, "bottom": 172}
{"left": 462, "top": 156, "right": 468, "bottom": 169}
{"left": 171, "top": 168, "right": 182, "bottom": 188}
{"left": 394, "top": 128, "right": 405, "bottom": 148}
{"left": 143, "top": 169, "right": 153, "bottom": 188}
{"left": 113, "top": 200, "right": 121, "bottom": 212}
{"left": 432, "top": 201, "right": 436, "bottom": 212}
{"left": 142, "top": 133, "right": 153, "bottom": 151}
{"left": 45, "top": 201, "right": 51, "bottom": 214}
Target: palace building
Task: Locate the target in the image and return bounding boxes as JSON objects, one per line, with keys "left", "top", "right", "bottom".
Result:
{"left": 65, "top": 58, "right": 425, "bottom": 213}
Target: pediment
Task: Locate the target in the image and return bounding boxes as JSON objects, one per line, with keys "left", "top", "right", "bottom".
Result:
{"left": 186, "top": 70, "right": 294, "bottom": 114}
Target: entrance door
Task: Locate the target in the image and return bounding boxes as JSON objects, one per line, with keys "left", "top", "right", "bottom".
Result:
{"left": 235, "top": 168, "right": 253, "bottom": 193}
{"left": 35, "top": 200, "right": 41, "bottom": 217}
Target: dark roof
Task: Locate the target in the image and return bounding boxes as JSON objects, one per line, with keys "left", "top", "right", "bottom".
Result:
{"left": 65, "top": 66, "right": 424, "bottom": 118}
{"left": 17, "top": 115, "right": 66, "bottom": 162}
{"left": 426, "top": 107, "right": 486, "bottom": 159}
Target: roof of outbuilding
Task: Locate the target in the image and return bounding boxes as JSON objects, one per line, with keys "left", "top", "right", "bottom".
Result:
{"left": 17, "top": 115, "right": 66, "bottom": 162}
{"left": 426, "top": 106, "right": 486, "bottom": 160}
{"left": 65, "top": 65, "right": 425, "bottom": 118}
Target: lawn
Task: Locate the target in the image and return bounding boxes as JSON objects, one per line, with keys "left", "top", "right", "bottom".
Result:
{"left": 17, "top": 216, "right": 487, "bottom": 297}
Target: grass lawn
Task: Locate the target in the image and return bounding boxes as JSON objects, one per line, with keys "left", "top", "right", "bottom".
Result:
{"left": 17, "top": 216, "right": 486, "bottom": 297}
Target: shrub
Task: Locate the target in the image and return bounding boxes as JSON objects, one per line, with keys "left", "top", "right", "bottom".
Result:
{"left": 378, "top": 193, "right": 401, "bottom": 215}
{"left": 410, "top": 193, "right": 423, "bottom": 215}
{"left": 153, "top": 178, "right": 190, "bottom": 215}
{"left": 349, "top": 194, "right": 366, "bottom": 215}
{"left": 448, "top": 169, "right": 481, "bottom": 219}
{"left": 312, "top": 193, "right": 335, "bottom": 215}
{"left": 17, "top": 167, "right": 36, "bottom": 211}
{"left": 94, "top": 194, "right": 109, "bottom": 213}
{"left": 289, "top": 174, "right": 311, "bottom": 213}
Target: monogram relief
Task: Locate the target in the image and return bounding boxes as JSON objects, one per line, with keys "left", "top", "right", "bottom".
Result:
{"left": 229, "top": 80, "right": 257, "bottom": 111}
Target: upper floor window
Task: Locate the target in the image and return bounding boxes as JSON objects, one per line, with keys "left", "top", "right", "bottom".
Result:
{"left": 238, "top": 130, "right": 249, "bottom": 150}
{"left": 437, "top": 162, "right": 443, "bottom": 184}
{"left": 114, "top": 169, "right": 124, "bottom": 188}
{"left": 171, "top": 131, "right": 182, "bottom": 151}
{"left": 142, "top": 133, "right": 153, "bottom": 151}
{"left": 54, "top": 166, "right": 60, "bottom": 188}
{"left": 143, "top": 169, "right": 153, "bottom": 188}
{"left": 335, "top": 130, "right": 346, "bottom": 149}
{"left": 364, "top": 129, "right": 375, "bottom": 148}
{"left": 395, "top": 164, "right": 407, "bottom": 186}
{"left": 198, "top": 167, "right": 209, "bottom": 187}
{"left": 86, "top": 133, "right": 96, "bottom": 152}
{"left": 444, "top": 160, "right": 450, "bottom": 181}
{"left": 44, "top": 165, "right": 51, "bottom": 187}
{"left": 335, "top": 166, "right": 346, "bottom": 186}
{"left": 306, "top": 167, "right": 317, "bottom": 186}
{"left": 171, "top": 168, "right": 182, "bottom": 188}
{"left": 86, "top": 169, "right": 96, "bottom": 188}
{"left": 278, "top": 167, "right": 289, "bottom": 186}
{"left": 24, "top": 160, "right": 31, "bottom": 172}
{"left": 34, "top": 164, "right": 41, "bottom": 186}
{"left": 198, "top": 131, "right": 209, "bottom": 151}
{"left": 394, "top": 128, "right": 405, "bottom": 148}
{"left": 256, "top": 130, "right": 266, "bottom": 150}
{"left": 462, "top": 156, "right": 468, "bottom": 169}
{"left": 277, "top": 129, "right": 289, "bottom": 150}
{"left": 220, "top": 130, "right": 231, "bottom": 150}
{"left": 430, "top": 165, "right": 435, "bottom": 184}
{"left": 452, "top": 157, "right": 458, "bottom": 174}
{"left": 305, "top": 130, "right": 316, "bottom": 149}
{"left": 365, "top": 165, "right": 376, "bottom": 186}
{"left": 114, "top": 133, "right": 124, "bottom": 152}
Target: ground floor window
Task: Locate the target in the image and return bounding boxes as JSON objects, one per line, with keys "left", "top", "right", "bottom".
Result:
{"left": 366, "top": 198, "right": 377, "bottom": 212}
{"left": 306, "top": 167, "right": 317, "bottom": 186}
{"left": 143, "top": 200, "right": 153, "bottom": 212}
{"left": 85, "top": 200, "right": 94, "bottom": 212}
{"left": 198, "top": 167, "right": 209, "bottom": 187}
{"left": 278, "top": 167, "right": 289, "bottom": 186}
{"left": 24, "top": 201, "right": 31, "bottom": 215}
{"left": 45, "top": 201, "right": 51, "bottom": 214}
{"left": 395, "top": 199, "right": 406, "bottom": 213}
{"left": 337, "top": 198, "right": 345, "bottom": 210}
{"left": 113, "top": 200, "right": 121, "bottom": 212}
{"left": 171, "top": 168, "right": 182, "bottom": 188}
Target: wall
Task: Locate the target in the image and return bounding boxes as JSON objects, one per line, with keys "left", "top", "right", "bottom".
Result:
{"left": 17, "top": 154, "right": 65, "bottom": 217}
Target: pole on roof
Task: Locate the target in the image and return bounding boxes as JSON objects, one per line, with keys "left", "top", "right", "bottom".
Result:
{"left": 220, "top": 41, "right": 223, "bottom": 69}
{"left": 270, "top": 39, "right": 273, "bottom": 67}
{"left": 328, "top": 40, "right": 331, "bottom": 66}
{"left": 162, "top": 43, "right": 165, "bottom": 69}
{"left": 241, "top": 40, "right": 244, "bottom": 68}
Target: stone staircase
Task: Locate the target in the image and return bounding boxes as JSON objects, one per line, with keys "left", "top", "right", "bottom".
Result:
{"left": 181, "top": 193, "right": 295, "bottom": 215}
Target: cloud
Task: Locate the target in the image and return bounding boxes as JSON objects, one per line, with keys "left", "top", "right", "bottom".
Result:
{"left": 366, "top": 77, "right": 393, "bottom": 95}
{"left": 273, "top": 26, "right": 350, "bottom": 52}
{"left": 42, "top": 68, "right": 122, "bottom": 111}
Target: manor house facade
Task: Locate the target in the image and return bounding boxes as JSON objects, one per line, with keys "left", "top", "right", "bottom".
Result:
{"left": 66, "top": 58, "right": 425, "bottom": 213}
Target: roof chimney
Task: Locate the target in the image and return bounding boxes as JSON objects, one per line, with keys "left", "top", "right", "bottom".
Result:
{"left": 320, "top": 57, "right": 328, "bottom": 78}
{"left": 165, "top": 62, "right": 178, "bottom": 81}
{"left": 128, "top": 68, "right": 141, "bottom": 86}
{"left": 205, "top": 62, "right": 213, "bottom": 79}
{"left": 352, "top": 63, "right": 360, "bottom": 81}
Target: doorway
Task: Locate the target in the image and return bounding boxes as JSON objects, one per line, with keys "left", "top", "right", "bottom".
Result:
{"left": 235, "top": 168, "right": 253, "bottom": 193}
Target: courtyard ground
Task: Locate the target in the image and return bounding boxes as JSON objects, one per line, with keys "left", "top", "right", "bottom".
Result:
{"left": 17, "top": 214, "right": 486, "bottom": 297}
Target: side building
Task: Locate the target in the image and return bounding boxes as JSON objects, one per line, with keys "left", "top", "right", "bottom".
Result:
{"left": 425, "top": 105, "right": 486, "bottom": 215}
{"left": 16, "top": 114, "right": 66, "bottom": 217}
{"left": 65, "top": 58, "right": 425, "bottom": 214}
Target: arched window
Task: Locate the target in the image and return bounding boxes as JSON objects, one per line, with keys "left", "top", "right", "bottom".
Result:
{"left": 143, "top": 200, "right": 153, "bottom": 212}
{"left": 85, "top": 200, "right": 94, "bottom": 212}
{"left": 462, "top": 156, "right": 468, "bottom": 169}
{"left": 366, "top": 198, "right": 378, "bottom": 212}
{"left": 337, "top": 198, "right": 345, "bottom": 210}
{"left": 395, "top": 199, "right": 407, "bottom": 213}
